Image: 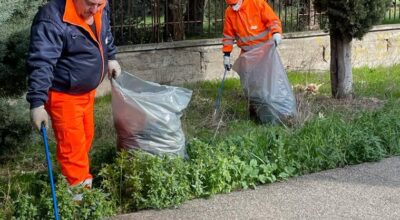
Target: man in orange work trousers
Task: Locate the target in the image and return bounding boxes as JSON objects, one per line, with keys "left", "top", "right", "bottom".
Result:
{"left": 222, "top": 0, "right": 282, "bottom": 120}
{"left": 26, "top": 0, "right": 121, "bottom": 200}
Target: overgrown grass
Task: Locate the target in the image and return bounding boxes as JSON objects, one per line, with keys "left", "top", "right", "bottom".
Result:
{"left": 1, "top": 65, "right": 400, "bottom": 218}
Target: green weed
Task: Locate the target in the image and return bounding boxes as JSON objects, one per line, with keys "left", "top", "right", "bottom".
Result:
{"left": 11, "top": 175, "right": 115, "bottom": 220}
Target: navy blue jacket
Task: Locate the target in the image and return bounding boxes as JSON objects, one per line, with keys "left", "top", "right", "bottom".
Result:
{"left": 26, "top": 0, "right": 117, "bottom": 109}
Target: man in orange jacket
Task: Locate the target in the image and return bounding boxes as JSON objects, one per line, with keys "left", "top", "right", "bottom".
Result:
{"left": 222, "top": 0, "right": 282, "bottom": 120}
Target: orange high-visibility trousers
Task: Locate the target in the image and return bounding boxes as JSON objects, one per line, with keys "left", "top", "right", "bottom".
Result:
{"left": 45, "top": 90, "right": 96, "bottom": 186}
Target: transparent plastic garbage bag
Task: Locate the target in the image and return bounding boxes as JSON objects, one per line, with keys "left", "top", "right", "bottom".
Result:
{"left": 232, "top": 40, "right": 297, "bottom": 124}
{"left": 111, "top": 71, "right": 192, "bottom": 157}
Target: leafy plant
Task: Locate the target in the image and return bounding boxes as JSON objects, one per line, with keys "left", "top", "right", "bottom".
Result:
{"left": 0, "top": 0, "right": 44, "bottom": 97}
{"left": 0, "top": 98, "right": 33, "bottom": 161}
{"left": 100, "top": 151, "right": 191, "bottom": 211}
{"left": 10, "top": 175, "right": 116, "bottom": 219}
{"left": 12, "top": 195, "right": 38, "bottom": 220}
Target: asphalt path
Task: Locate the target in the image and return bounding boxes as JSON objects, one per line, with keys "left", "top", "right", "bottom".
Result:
{"left": 113, "top": 156, "right": 400, "bottom": 220}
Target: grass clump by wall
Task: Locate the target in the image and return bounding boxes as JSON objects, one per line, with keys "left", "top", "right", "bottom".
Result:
{"left": 1, "top": 65, "right": 400, "bottom": 218}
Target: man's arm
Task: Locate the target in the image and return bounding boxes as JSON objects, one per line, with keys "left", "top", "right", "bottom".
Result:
{"left": 222, "top": 9, "right": 235, "bottom": 54}
{"left": 26, "top": 20, "right": 63, "bottom": 109}
{"left": 103, "top": 2, "right": 121, "bottom": 79}
{"left": 259, "top": 0, "right": 282, "bottom": 35}
{"left": 104, "top": 2, "right": 117, "bottom": 60}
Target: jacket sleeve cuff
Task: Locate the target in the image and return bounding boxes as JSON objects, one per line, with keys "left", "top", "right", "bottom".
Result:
{"left": 108, "top": 54, "right": 116, "bottom": 60}
{"left": 30, "top": 100, "right": 45, "bottom": 109}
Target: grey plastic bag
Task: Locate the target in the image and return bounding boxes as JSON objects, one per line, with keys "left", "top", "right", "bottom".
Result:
{"left": 232, "top": 40, "right": 297, "bottom": 124}
{"left": 111, "top": 71, "right": 192, "bottom": 157}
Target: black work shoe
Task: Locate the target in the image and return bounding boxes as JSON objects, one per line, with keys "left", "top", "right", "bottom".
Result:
{"left": 249, "top": 102, "right": 261, "bottom": 123}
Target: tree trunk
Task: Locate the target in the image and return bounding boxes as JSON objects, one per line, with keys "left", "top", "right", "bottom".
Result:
{"left": 330, "top": 33, "right": 353, "bottom": 99}
{"left": 165, "top": 0, "right": 185, "bottom": 41}
{"left": 184, "top": 0, "right": 205, "bottom": 34}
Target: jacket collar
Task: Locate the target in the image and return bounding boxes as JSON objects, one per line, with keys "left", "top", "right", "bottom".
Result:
{"left": 63, "top": 0, "right": 106, "bottom": 42}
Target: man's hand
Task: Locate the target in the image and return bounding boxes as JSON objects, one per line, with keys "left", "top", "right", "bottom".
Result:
{"left": 273, "top": 33, "right": 282, "bottom": 47}
{"left": 30, "top": 105, "right": 48, "bottom": 131}
{"left": 108, "top": 60, "right": 121, "bottom": 79}
{"left": 223, "top": 55, "right": 232, "bottom": 71}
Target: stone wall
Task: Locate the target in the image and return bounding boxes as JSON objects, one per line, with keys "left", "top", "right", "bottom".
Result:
{"left": 96, "top": 24, "right": 400, "bottom": 96}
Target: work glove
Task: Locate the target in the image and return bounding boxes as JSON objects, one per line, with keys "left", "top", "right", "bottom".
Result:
{"left": 223, "top": 55, "right": 232, "bottom": 71}
{"left": 108, "top": 60, "right": 121, "bottom": 79}
{"left": 30, "top": 105, "right": 49, "bottom": 132}
{"left": 273, "top": 33, "right": 282, "bottom": 47}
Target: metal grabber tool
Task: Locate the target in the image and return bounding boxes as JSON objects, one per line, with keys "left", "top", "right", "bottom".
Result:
{"left": 212, "top": 69, "right": 228, "bottom": 122}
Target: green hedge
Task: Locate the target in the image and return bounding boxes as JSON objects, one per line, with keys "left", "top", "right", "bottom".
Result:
{"left": 99, "top": 99, "right": 400, "bottom": 212}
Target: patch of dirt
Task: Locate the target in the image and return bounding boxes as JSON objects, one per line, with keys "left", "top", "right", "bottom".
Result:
{"left": 293, "top": 92, "right": 385, "bottom": 127}
{"left": 292, "top": 82, "right": 385, "bottom": 113}
{"left": 311, "top": 95, "right": 385, "bottom": 112}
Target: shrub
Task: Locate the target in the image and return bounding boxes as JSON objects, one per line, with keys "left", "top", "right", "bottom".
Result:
{"left": 0, "top": 98, "right": 33, "bottom": 158}
{"left": 99, "top": 151, "right": 191, "bottom": 211}
{"left": 0, "top": 29, "right": 31, "bottom": 97}
{"left": 0, "top": 0, "right": 44, "bottom": 97}
{"left": 11, "top": 175, "right": 116, "bottom": 219}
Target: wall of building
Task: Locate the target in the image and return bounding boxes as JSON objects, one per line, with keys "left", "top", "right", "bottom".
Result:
{"left": 96, "top": 24, "right": 400, "bottom": 96}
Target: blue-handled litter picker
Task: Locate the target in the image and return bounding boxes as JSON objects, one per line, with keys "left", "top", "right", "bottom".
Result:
{"left": 41, "top": 123, "right": 59, "bottom": 220}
